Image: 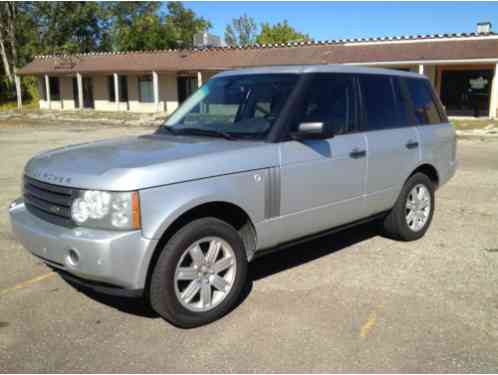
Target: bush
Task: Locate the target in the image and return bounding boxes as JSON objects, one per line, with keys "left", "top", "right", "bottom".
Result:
{"left": 0, "top": 75, "right": 39, "bottom": 105}
{"left": 0, "top": 77, "right": 15, "bottom": 103}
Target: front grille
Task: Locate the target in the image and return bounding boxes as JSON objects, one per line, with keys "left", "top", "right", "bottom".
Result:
{"left": 23, "top": 176, "right": 76, "bottom": 228}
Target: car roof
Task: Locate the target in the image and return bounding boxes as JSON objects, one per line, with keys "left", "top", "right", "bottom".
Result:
{"left": 214, "top": 64, "right": 424, "bottom": 79}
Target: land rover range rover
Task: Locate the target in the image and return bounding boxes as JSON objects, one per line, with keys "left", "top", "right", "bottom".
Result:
{"left": 9, "top": 66, "right": 456, "bottom": 327}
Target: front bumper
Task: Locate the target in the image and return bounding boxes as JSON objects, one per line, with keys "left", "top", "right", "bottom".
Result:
{"left": 8, "top": 199, "right": 158, "bottom": 294}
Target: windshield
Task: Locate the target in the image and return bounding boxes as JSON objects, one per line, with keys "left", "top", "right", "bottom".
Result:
{"left": 163, "top": 74, "right": 299, "bottom": 140}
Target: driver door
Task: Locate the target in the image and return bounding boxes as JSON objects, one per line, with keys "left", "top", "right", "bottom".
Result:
{"left": 276, "top": 74, "right": 367, "bottom": 243}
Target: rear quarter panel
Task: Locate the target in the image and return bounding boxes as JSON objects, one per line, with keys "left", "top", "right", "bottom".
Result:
{"left": 416, "top": 123, "right": 457, "bottom": 186}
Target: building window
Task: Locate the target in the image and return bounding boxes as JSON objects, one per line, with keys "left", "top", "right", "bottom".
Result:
{"left": 49, "top": 77, "right": 60, "bottom": 101}
{"left": 107, "top": 75, "right": 129, "bottom": 102}
{"left": 177, "top": 76, "right": 197, "bottom": 103}
{"left": 138, "top": 75, "right": 153, "bottom": 103}
{"left": 39, "top": 77, "right": 46, "bottom": 101}
{"left": 40, "top": 76, "right": 60, "bottom": 101}
{"left": 440, "top": 69, "right": 493, "bottom": 117}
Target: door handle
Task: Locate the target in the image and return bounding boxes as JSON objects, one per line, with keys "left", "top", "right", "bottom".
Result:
{"left": 349, "top": 148, "right": 366, "bottom": 159}
{"left": 406, "top": 140, "right": 419, "bottom": 149}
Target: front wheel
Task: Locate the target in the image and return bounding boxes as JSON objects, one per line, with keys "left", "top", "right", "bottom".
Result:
{"left": 149, "top": 218, "right": 248, "bottom": 328}
{"left": 383, "top": 173, "right": 435, "bottom": 241}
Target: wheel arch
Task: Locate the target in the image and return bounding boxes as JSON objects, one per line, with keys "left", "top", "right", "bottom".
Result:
{"left": 143, "top": 201, "right": 257, "bottom": 299}
{"left": 408, "top": 163, "right": 440, "bottom": 188}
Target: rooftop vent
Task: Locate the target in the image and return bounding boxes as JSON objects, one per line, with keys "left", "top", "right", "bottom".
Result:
{"left": 477, "top": 22, "right": 492, "bottom": 34}
{"left": 193, "top": 32, "right": 222, "bottom": 48}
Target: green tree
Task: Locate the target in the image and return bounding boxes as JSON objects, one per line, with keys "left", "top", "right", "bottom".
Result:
{"left": 106, "top": 2, "right": 174, "bottom": 51}
{"left": 107, "top": 2, "right": 210, "bottom": 51}
{"left": 0, "top": 2, "right": 41, "bottom": 102}
{"left": 30, "top": 2, "right": 111, "bottom": 55}
{"left": 165, "top": 2, "right": 211, "bottom": 48}
{"left": 256, "top": 20, "right": 310, "bottom": 45}
{"left": 224, "top": 14, "right": 257, "bottom": 47}
{"left": 0, "top": 2, "right": 17, "bottom": 82}
{"left": 0, "top": 1, "right": 214, "bottom": 105}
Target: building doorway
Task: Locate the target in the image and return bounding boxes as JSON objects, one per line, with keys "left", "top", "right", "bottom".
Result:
{"left": 72, "top": 77, "right": 95, "bottom": 109}
{"left": 177, "top": 76, "right": 198, "bottom": 103}
{"left": 440, "top": 69, "right": 493, "bottom": 117}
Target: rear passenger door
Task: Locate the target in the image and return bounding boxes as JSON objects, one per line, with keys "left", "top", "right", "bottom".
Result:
{"left": 359, "top": 74, "right": 420, "bottom": 217}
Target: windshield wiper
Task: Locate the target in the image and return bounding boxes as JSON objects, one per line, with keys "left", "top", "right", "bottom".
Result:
{"left": 174, "top": 128, "right": 236, "bottom": 140}
{"left": 156, "top": 126, "right": 178, "bottom": 135}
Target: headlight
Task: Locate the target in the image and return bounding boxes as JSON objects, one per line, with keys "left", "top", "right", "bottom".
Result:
{"left": 71, "top": 190, "right": 141, "bottom": 230}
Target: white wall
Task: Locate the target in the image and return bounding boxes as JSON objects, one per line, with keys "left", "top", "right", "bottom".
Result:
{"left": 37, "top": 73, "right": 180, "bottom": 113}
{"left": 160, "top": 73, "right": 179, "bottom": 114}
{"left": 60, "top": 76, "right": 76, "bottom": 110}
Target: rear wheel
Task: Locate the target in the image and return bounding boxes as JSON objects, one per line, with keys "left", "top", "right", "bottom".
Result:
{"left": 383, "top": 172, "right": 435, "bottom": 241}
{"left": 149, "top": 218, "right": 248, "bottom": 328}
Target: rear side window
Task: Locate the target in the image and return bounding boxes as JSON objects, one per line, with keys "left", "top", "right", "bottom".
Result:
{"left": 403, "top": 78, "right": 442, "bottom": 125}
{"left": 292, "top": 74, "right": 356, "bottom": 135}
{"left": 359, "top": 75, "right": 404, "bottom": 131}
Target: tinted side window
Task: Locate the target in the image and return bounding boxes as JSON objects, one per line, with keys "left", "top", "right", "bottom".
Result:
{"left": 293, "top": 74, "right": 356, "bottom": 135}
{"left": 403, "top": 78, "right": 442, "bottom": 125}
{"left": 359, "top": 75, "right": 400, "bottom": 131}
{"left": 392, "top": 77, "right": 411, "bottom": 126}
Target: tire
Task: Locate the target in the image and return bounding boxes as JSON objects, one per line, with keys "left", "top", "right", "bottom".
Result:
{"left": 149, "top": 218, "right": 248, "bottom": 328}
{"left": 383, "top": 172, "right": 435, "bottom": 241}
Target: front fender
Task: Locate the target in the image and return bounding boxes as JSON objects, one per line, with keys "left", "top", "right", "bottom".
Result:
{"left": 139, "top": 170, "right": 268, "bottom": 241}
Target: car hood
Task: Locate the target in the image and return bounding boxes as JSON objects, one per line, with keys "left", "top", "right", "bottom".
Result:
{"left": 24, "top": 133, "right": 279, "bottom": 191}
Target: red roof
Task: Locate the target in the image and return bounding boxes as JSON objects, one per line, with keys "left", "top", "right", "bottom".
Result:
{"left": 18, "top": 33, "right": 498, "bottom": 75}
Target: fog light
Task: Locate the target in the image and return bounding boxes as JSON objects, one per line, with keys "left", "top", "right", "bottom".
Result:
{"left": 66, "top": 249, "right": 79, "bottom": 266}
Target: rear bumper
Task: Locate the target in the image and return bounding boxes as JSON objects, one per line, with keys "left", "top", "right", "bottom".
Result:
{"left": 8, "top": 199, "right": 158, "bottom": 292}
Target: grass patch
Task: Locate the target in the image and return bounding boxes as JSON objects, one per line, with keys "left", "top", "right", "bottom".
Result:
{"left": 450, "top": 118, "right": 498, "bottom": 131}
{"left": 0, "top": 100, "right": 38, "bottom": 112}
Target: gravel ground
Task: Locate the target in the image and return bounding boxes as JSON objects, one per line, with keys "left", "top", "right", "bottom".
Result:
{"left": 0, "top": 122, "right": 497, "bottom": 372}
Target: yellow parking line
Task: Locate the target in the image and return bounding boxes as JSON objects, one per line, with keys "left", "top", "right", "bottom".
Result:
{"left": 0, "top": 272, "right": 56, "bottom": 297}
{"left": 359, "top": 310, "right": 377, "bottom": 338}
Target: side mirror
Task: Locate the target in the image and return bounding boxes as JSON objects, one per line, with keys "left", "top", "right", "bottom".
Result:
{"left": 292, "top": 122, "right": 333, "bottom": 140}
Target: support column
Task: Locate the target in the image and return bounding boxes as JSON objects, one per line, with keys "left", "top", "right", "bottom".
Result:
{"left": 113, "top": 73, "right": 119, "bottom": 111}
{"left": 44, "top": 74, "right": 51, "bottom": 109}
{"left": 489, "top": 63, "right": 498, "bottom": 119}
{"left": 76, "top": 72, "right": 83, "bottom": 110}
{"left": 418, "top": 64, "right": 425, "bottom": 76}
{"left": 197, "top": 71, "right": 203, "bottom": 88}
{"left": 15, "top": 75, "right": 22, "bottom": 110}
{"left": 152, "top": 71, "right": 160, "bottom": 112}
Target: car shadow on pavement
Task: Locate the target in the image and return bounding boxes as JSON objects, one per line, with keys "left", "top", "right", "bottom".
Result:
{"left": 248, "top": 221, "right": 379, "bottom": 281}
{"left": 65, "top": 280, "right": 159, "bottom": 318}
{"left": 68, "top": 221, "right": 380, "bottom": 321}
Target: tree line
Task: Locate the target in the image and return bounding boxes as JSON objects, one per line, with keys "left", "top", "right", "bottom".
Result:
{"left": 0, "top": 2, "right": 310, "bottom": 105}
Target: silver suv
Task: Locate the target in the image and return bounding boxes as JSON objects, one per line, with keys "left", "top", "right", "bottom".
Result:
{"left": 9, "top": 66, "right": 456, "bottom": 327}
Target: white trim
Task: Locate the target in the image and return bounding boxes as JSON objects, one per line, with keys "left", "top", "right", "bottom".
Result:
{"left": 346, "top": 58, "right": 498, "bottom": 66}
{"left": 76, "top": 72, "right": 83, "bottom": 110}
{"left": 44, "top": 74, "right": 51, "bottom": 110}
{"left": 113, "top": 73, "right": 119, "bottom": 110}
{"left": 152, "top": 71, "right": 160, "bottom": 112}
{"left": 15, "top": 75, "right": 22, "bottom": 110}
{"left": 344, "top": 35, "right": 498, "bottom": 46}
{"left": 489, "top": 63, "right": 498, "bottom": 119}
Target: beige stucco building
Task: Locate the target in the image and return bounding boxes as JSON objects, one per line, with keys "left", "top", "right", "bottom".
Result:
{"left": 17, "top": 23, "right": 498, "bottom": 118}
